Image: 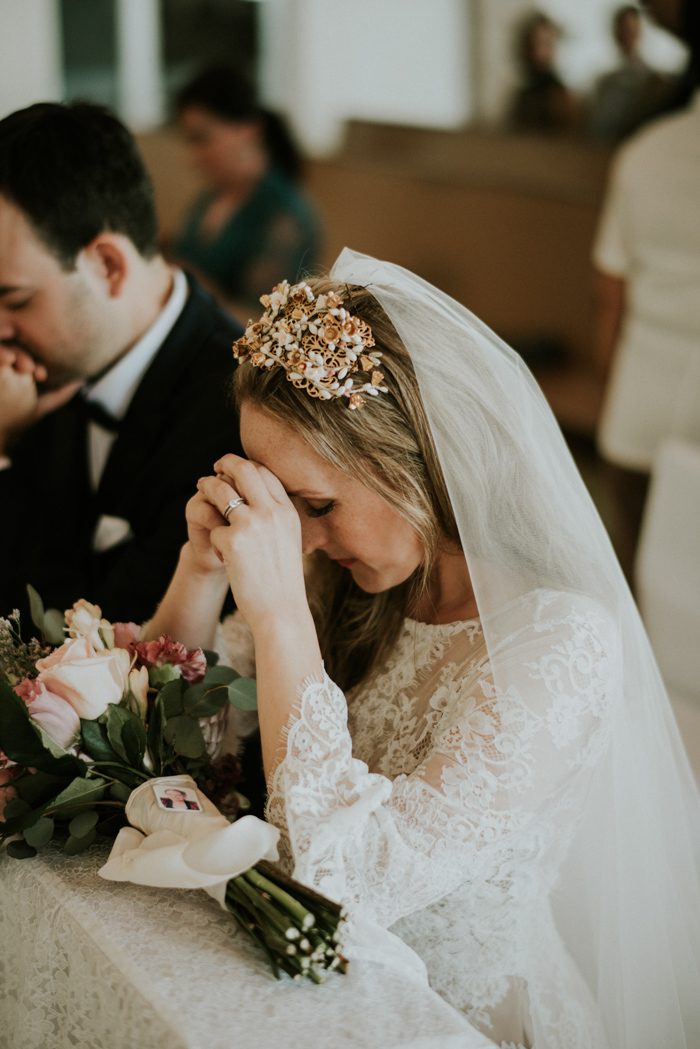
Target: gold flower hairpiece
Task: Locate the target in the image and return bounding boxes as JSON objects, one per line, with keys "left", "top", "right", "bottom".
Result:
{"left": 232, "top": 280, "right": 388, "bottom": 410}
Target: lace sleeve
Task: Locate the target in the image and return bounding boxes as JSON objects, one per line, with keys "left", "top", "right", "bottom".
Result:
{"left": 267, "top": 593, "right": 618, "bottom": 929}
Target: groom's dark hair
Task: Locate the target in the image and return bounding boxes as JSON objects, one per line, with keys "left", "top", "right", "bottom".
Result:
{"left": 0, "top": 100, "right": 159, "bottom": 269}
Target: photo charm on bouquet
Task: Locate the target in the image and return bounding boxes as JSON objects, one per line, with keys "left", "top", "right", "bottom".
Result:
{"left": 154, "top": 784, "right": 203, "bottom": 812}
{"left": 0, "top": 587, "right": 347, "bottom": 984}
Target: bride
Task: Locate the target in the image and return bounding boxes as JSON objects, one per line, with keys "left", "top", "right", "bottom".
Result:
{"left": 146, "top": 250, "right": 700, "bottom": 1049}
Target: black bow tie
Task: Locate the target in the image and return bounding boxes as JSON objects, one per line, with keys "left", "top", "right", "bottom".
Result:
{"left": 78, "top": 396, "right": 121, "bottom": 433}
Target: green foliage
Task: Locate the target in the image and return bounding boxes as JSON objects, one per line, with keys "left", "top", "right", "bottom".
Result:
{"left": 183, "top": 681, "right": 229, "bottom": 718}
{"left": 228, "top": 677, "right": 258, "bottom": 711}
{"left": 106, "top": 705, "right": 147, "bottom": 769}
{"left": 23, "top": 817, "right": 55, "bottom": 848}
{"left": 1, "top": 590, "right": 252, "bottom": 860}
{"left": 163, "top": 715, "right": 206, "bottom": 759}
{"left": 26, "top": 584, "right": 65, "bottom": 645}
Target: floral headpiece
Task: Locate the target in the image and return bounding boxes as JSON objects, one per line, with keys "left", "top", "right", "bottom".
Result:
{"left": 232, "top": 280, "right": 388, "bottom": 410}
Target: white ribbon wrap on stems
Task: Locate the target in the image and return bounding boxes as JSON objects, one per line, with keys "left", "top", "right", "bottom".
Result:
{"left": 99, "top": 775, "right": 280, "bottom": 908}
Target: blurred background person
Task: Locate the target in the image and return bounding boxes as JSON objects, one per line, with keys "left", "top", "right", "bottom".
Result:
{"left": 509, "top": 11, "right": 578, "bottom": 134}
{"left": 589, "top": 5, "right": 671, "bottom": 141}
{"left": 592, "top": 0, "right": 700, "bottom": 579}
{"left": 171, "top": 65, "right": 320, "bottom": 318}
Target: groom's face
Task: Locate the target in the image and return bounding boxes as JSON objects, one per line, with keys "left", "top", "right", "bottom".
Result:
{"left": 0, "top": 197, "right": 105, "bottom": 386}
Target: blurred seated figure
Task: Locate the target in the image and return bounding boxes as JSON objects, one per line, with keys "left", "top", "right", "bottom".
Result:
{"left": 509, "top": 12, "right": 577, "bottom": 133}
{"left": 589, "top": 5, "right": 672, "bottom": 142}
{"left": 172, "top": 66, "right": 320, "bottom": 317}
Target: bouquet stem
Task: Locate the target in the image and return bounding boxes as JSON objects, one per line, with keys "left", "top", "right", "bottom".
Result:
{"left": 224, "top": 864, "right": 347, "bottom": 982}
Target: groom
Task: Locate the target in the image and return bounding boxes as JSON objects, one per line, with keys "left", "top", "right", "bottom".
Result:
{"left": 0, "top": 101, "right": 243, "bottom": 624}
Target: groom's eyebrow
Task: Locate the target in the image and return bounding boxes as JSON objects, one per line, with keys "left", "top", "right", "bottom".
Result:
{"left": 0, "top": 285, "right": 24, "bottom": 295}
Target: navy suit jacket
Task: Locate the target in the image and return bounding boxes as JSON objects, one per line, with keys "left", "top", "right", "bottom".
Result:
{"left": 0, "top": 276, "right": 243, "bottom": 625}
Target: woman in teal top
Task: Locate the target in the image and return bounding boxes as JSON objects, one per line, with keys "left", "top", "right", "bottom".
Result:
{"left": 173, "top": 67, "right": 320, "bottom": 315}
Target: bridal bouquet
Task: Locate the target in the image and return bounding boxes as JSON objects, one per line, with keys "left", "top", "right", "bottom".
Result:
{"left": 0, "top": 590, "right": 346, "bottom": 983}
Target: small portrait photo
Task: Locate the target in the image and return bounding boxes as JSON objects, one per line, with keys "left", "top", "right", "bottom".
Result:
{"left": 154, "top": 785, "right": 203, "bottom": 813}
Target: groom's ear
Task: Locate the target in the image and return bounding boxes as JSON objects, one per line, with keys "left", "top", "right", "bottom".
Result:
{"left": 80, "top": 233, "right": 130, "bottom": 299}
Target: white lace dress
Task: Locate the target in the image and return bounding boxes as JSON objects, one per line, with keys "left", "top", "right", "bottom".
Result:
{"left": 217, "top": 588, "right": 618, "bottom": 1049}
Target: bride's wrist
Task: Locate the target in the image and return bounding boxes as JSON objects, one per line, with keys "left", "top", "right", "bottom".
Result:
{"left": 179, "top": 542, "right": 228, "bottom": 585}
{"left": 248, "top": 602, "right": 317, "bottom": 646}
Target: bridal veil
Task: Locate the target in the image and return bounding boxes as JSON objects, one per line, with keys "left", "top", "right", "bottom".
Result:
{"left": 330, "top": 248, "right": 700, "bottom": 1049}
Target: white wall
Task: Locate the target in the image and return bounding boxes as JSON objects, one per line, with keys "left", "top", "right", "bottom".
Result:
{"left": 260, "top": 0, "right": 689, "bottom": 147}
{"left": 259, "top": 0, "right": 472, "bottom": 155}
{"left": 0, "top": 0, "right": 63, "bottom": 118}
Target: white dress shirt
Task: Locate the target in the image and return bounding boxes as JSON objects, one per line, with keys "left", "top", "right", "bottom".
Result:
{"left": 593, "top": 90, "right": 700, "bottom": 471}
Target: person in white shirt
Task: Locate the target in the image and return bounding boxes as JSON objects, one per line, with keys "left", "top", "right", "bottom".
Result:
{"left": 592, "top": 0, "right": 699, "bottom": 577}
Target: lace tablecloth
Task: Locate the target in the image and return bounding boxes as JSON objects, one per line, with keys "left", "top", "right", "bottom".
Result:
{"left": 0, "top": 845, "right": 492, "bottom": 1049}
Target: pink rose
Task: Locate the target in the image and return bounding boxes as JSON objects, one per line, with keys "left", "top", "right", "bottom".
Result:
{"left": 113, "top": 622, "right": 141, "bottom": 650}
{"left": 36, "top": 638, "right": 131, "bottom": 719}
{"left": 15, "top": 678, "right": 81, "bottom": 749}
{"left": 134, "top": 636, "right": 207, "bottom": 684}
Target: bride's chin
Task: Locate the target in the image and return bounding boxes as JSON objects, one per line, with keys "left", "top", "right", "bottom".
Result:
{"left": 350, "top": 564, "right": 408, "bottom": 595}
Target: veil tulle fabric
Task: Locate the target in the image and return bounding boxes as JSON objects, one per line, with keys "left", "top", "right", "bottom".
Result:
{"left": 330, "top": 248, "right": 700, "bottom": 1049}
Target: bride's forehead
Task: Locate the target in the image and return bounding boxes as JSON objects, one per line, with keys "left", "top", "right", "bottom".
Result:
{"left": 239, "top": 401, "right": 340, "bottom": 486}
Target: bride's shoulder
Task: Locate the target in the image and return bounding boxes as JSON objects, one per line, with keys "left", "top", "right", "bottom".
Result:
{"left": 489, "top": 587, "right": 620, "bottom": 658}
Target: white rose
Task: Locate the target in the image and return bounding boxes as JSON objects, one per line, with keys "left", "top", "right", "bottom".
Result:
{"left": 65, "top": 599, "right": 115, "bottom": 650}
{"left": 36, "top": 639, "right": 131, "bottom": 719}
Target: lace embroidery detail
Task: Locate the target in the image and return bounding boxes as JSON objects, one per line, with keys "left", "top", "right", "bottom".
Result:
{"left": 255, "top": 591, "right": 616, "bottom": 1048}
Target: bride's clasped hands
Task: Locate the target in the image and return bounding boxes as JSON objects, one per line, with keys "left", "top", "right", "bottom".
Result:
{"left": 196, "top": 453, "right": 309, "bottom": 632}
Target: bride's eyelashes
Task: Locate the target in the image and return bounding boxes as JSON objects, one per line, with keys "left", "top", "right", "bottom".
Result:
{"left": 304, "top": 499, "right": 336, "bottom": 518}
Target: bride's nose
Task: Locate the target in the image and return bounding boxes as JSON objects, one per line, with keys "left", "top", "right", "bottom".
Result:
{"left": 300, "top": 515, "right": 328, "bottom": 556}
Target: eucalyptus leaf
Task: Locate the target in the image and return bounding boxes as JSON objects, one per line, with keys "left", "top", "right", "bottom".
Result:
{"left": 68, "top": 810, "right": 99, "bottom": 839}
{"left": 163, "top": 715, "right": 206, "bottom": 758}
{"left": 6, "top": 838, "right": 37, "bottom": 859}
{"left": 203, "top": 665, "right": 240, "bottom": 686}
{"left": 46, "top": 776, "right": 107, "bottom": 816}
{"left": 108, "top": 781, "right": 133, "bottom": 803}
{"left": 64, "top": 827, "right": 97, "bottom": 855}
{"left": 26, "top": 583, "right": 46, "bottom": 636}
{"left": 182, "top": 682, "right": 228, "bottom": 718}
{"left": 228, "top": 677, "right": 258, "bottom": 711}
{"left": 203, "top": 649, "right": 219, "bottom": 667}
{"left": 23, "top": 816, "right": 55, "bottom": 849}
{"left": 42, "top": 608, "right": 66, "bottom": 646}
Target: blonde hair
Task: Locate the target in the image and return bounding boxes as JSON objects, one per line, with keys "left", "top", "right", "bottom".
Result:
{"left": 233, "top": 278, "right": 460, "bottom": 690}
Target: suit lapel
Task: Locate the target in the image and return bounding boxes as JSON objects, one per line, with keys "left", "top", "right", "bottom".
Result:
{"left": 96, "top": 280, "right": 221, "bottom": 509}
